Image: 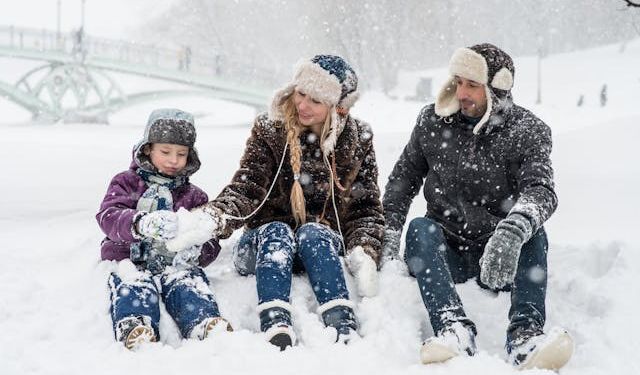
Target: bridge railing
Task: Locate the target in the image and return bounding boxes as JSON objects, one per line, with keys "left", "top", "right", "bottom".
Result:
{"left": 0, "top": 25, "right": 278, "bottom": 87}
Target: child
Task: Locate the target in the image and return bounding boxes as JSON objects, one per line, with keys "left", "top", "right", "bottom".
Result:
{"left": 96, "top": 108, "right": 232, "bottom": 350}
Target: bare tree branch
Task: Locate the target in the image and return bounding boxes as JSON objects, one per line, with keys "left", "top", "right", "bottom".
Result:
{"left": 623, "top": 0, "right": 640, "bottom": 7}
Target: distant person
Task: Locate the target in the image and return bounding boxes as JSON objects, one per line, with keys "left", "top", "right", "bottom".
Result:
{"left": 600, "top": 84, "right": 607, "bottom": 107}
{"left": 192, "top": 55, "right": 384, "bottom": 350}
{"left": 382, "top": 43, "right": 573, "bottom": 370}
{"left": 96, "top": 109, "right": 232, "bottom": 350}
{"left": 184, "top": 46, "right": 192, "bottom": 71}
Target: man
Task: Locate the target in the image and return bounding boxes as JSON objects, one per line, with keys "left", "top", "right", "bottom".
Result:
{"left": 382, "top": 43, "right": 572, "bottom": 370}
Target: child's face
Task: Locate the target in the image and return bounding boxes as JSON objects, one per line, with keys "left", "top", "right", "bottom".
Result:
{"left": 146, "top": 143, "right": 189, "bottom": 176}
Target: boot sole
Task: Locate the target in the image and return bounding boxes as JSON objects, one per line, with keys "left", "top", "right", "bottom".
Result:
{"left": 265, "top": 325, "right": 295, "bottom": 351}
{"left": 125, "top": 325, "right": 156, "bottom": 350}
{"left": 269, "top": 333, "right": 293, "bottom": 351}
{"left": 518, "top": 331, "right": 574, "bottom": 371}
{"left": 421, "top": 342, "right": 458, "bottom": 364}
{"left": 203, "top": 317, "right": 234, "bottom": 338}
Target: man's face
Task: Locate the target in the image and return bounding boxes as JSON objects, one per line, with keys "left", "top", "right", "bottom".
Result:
{"left": 455, "top": 76, "right": 488, "bottom": 118}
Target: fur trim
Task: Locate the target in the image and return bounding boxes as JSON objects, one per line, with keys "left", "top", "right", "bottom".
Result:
{"left": 339, "top": 91, "right": 360, "bottom": 111}
{"left": 449, "top": 48, "right": 488, "bottom": 84}
{"left": 321, "top": 109, "right": 348, "bottom": 154}
{"left": 434, "top": 78, "right": 460, "bottom": 117}
{"left": 317, "top": 298, "right": 355, "bottom": 315}
{"left": 491, "top": 67, "right": 514, "bottom": 91}
{"left": 472, "top": 85, "right": 494, "bottom": 135}
{"left": 292, "top": 61, "right": 343, "bottom": 105}
{"left": 268, "top": 83, "right": 296, "bottom": 122}
{"left": 257, "top": 300, "right": 293, "bottom": 313}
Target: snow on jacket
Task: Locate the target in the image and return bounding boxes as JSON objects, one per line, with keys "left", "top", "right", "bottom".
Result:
{"left": 204, "top": 112, "right": 385, "bottom": 264}
{"left": 383, "top": 103, "right": 558, "bottom": 246}
{"left": 96, "top": 159, "right": 220, "bottom": 266}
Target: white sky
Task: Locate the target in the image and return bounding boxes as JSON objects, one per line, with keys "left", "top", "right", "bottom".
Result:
{"left": 0, "top": 0, "right": 174, "bottom": 39}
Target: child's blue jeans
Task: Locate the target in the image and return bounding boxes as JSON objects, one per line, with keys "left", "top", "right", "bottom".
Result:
{"left": 108, "top": 266, "right": 221, "bottom": 339}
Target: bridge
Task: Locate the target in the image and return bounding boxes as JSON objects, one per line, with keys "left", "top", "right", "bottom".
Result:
{"left": 0, "top": 25, "right": 273, "bottom": 123}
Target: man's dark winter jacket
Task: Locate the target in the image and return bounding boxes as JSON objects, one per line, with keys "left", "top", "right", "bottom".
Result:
{"left": 383, "top": 103, "right": 557, "bottom": 246}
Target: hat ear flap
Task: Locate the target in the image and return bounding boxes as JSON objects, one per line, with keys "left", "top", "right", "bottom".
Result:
{"left": 491, "top": 67, "right": 513, "bottom": 91}
{"left": 338, "top": 90, "right": 360, "bottom": 112}
{"left": 435, "top": 78, "right": 460, "bottom": 117}
{"left": 269, "top": 84, "right": 296, "bottom": 122}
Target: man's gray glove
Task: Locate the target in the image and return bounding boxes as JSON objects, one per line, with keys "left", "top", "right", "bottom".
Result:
{"left": 381, "top": 228, "right": 401, "bottom": 263}
{"left": 479, "top": 213, "right": 533, "bottom": 290}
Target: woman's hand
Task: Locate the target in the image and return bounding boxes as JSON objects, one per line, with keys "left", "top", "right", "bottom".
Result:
{"left": 345, "top": 246, "right": 379, "bottom": 298}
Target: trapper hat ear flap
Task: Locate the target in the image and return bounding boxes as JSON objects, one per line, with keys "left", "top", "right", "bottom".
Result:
{"left": 268, "top": 83, "right": 296, "bottom": 122}
{"left": 434, "top": 78, "right": 460, "bottom": 117}
{"left": 491, "top": 67, "right": 514, "bottom": 91}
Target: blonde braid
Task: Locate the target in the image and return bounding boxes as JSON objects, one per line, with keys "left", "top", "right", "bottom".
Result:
{"left": 283, "top": 97, "right": 307, "bottom": 225}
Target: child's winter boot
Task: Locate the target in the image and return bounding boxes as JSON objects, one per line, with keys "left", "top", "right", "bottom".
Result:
{"left": 115, "top": 316, "right": 157, "bottom": 350}
{"left": 318, "top": 299, "right": 358, "bottom": 344}
{"left": 190, "top": 316, "right": 234, "bottom": 340}
{"left": 257, "top": 300, "right": 296, "bottom": 351}
{"left": 420, "top": 322, "right": 477, "bottom": 364}
{"left": 507, "top": 326, "right": 573, "bottom": 370}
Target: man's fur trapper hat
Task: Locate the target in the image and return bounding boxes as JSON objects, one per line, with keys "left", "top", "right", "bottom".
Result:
{"left": 435, "top": 43, "right": 515, "bottom": 134}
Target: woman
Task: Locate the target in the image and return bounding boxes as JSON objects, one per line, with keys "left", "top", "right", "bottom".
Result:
{"left": 199, "top": 55, "right": 384, "bottom": 350}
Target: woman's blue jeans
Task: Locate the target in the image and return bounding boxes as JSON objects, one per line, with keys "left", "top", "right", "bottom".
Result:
{"left": 234, "top": 221, "right": 349, "bottom": 306}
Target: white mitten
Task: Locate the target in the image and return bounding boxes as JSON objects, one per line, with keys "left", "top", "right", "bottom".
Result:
{"left": 136, "top": 210, "right": 178, "bottom": 241}
{"left": 345, "top": 246, "right": 379, "bottom": 298}
{"left": 165, "top": 208, "right": 216, "bottom": 252}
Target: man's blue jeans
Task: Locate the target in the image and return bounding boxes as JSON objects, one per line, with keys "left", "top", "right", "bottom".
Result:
{"left": 404, "top": 217, "right": 548, "bottom": 343}
{"left": 108, "top": 266, "right": 221, "bottom": 339}
{"left": 234, "top": 221, "right": 349, "bottom": 306}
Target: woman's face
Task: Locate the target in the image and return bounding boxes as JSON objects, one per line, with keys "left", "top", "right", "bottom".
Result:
{"left": 293, "top": 90, "right": 330, "bottom": 131}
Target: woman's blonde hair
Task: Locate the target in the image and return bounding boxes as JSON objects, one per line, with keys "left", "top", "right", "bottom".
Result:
{"left": 281, "top": 94, "right": 332, "bottom": 225}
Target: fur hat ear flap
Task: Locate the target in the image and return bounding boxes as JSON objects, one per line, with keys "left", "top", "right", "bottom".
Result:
{"left": 472, "top": 85, "right": 494, "bottom": 135}
{"left": 322, "top": 106, "right": 347, "bottom": 154}
{"left": 268, "top": 83, "right": 296, "bottom": 122}
{"left": 491, "top": 67, "right": 514, "bottom": 91}
{"left": 435, "top": 78, "right": 460, "bottom": 117}
{"left": 338, "top": 90, "right": 360, "bottom": 113}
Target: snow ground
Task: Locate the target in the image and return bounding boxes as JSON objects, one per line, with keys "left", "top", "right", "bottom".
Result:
{"left": 0, "top": 39, "right": 639, "bottom": 374}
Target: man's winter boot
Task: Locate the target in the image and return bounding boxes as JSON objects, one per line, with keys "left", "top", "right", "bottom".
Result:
{"left": 115, "top": 316, "right": 157, "bottom": 350}
{"left": 507, "top": 327, "right": 573, "bottom": 370}
{"left": 257, "top": 300, "right": 296, "bottom": 351}
{"left": 318, "top": 299, "right": 358, "bottom": 344}
{"left": 420, "top": 322, "right": 477, "bottom": 364}
{"left": 190, "top": 316, "right": 233, "bottom": 340}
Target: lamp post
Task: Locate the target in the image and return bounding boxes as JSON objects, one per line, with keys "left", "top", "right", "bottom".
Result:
{"left": 535, "top": 35, "right": 545, "bottom": 105}
{"left": 56, "top": 0, "right": 61, "bottom": 41}
{"left": 81, "top": 0, "right": 86, "bottom": 32}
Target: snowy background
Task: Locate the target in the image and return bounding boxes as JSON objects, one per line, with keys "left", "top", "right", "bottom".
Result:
{"left": 1, "top": 1, "right": 640, "bottom": 375}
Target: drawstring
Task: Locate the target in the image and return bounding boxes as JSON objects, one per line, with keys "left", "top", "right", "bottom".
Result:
{"left": 222, "top": 134, "right": 346, "bottom": 252}
{"left": 222, "top": 139, "right": 289, "bottom": 221}
{"left": 323, "top": 152, "right": 346, "bottom": 252}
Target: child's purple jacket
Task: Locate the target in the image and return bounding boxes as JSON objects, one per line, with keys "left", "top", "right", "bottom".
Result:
{"left": 96, "top": 161, "right": 220, "bottom": 267}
